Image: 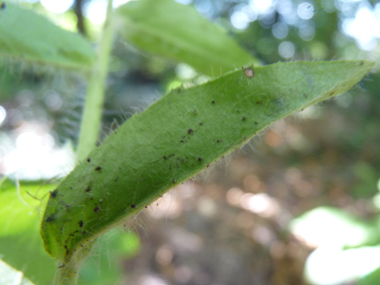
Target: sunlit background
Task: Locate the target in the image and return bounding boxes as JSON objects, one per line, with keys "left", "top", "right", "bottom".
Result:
{"left": 1, "top": 0, "right": 380, "bottom": 284}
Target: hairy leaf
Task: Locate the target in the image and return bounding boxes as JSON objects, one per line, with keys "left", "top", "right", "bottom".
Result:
{"left": 116, "top": 0, "right": 255, "bottom": 77}
{"left": 0, "top": 3, "right": 95, "bottom": 70}
{"left": 41, "top": 60, "right": 374, "bottom": 263}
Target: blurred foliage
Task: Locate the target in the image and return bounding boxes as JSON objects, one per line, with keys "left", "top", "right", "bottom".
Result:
{"left": 0, "top": 178, "right": 56, "bottom": 285}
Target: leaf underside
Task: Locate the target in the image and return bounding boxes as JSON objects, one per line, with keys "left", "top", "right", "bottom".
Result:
{"left": 0, "top": 3, "right": 95, "bottom": 70}
{"left": 41, "top": 60, "right": 374, "bottom": 263}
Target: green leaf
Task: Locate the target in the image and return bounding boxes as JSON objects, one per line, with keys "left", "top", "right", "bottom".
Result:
{"left": 0, "top": 179, "right": 57, "bottom": 285}
{"left": 289, "top": 206, "right": 380, "bottom": 248}
{"left": 41, "top": 60, "right": 374, "bottom": 265}
{"left": 116, "top": 0, "right": 255, "bottom": 77}
{"left": 79, "top": 229, "right": 140, "bottom": 285}
{"left": 0, "top": 259, "right": 35, "bottom": 285}
{"left": 0, "top": 3, "right": 96, "bottom": 70}
{"left": 304, "top": 246, "right": 380, "bottom": 284}
{"left": 359, "top": 265, "right": 380, "bottom": 285}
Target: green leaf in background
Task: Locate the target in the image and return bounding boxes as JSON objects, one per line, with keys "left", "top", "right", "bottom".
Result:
{"left": 0, "top": 259, "right": 35, "bottom": 285}
{"left": 359, "top": 265, "right": 380, "bottom": 285}
{"left": 305, "top": 246, "right": 380, "bottom": 284}
{"left": 0, "top": 179, "right": 57, "bottom": 285}
{"left": 116, "top": 0, "right": 256, "bottom": 77}
{"left": 41, "top": 60, "right": 374, "bottom": 266}
{"left": 289, "top": 206, "right": 380, "bottom": 248}
{"left": 79, "top": 229, "right": 140, "bottom": 285}
{"left": 0, "top": 3, "right": 96, "bottom": 71}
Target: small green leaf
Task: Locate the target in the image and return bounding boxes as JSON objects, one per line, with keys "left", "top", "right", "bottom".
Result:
{"left": 0, "top": 3, "right": 96, "bottom": 70}
{"left": 116, "top": 0, "right": 255, "bottom": 77}
{"left": 41, "top": 60, "right": 374, "bottom": 263}
{"left": 0, "top": 179, "right": 56, "bottom": 285}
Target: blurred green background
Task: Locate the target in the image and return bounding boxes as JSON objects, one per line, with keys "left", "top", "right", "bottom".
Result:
{"left": 1, "top": 0, "right": 380, "bottom": 284}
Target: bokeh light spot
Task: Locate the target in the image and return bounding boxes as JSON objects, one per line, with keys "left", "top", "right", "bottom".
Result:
{"left": 297, "top": 2, "right": 314, "bottom": 20}
{"left": 278, "top": 41, "right": 295, "bottom": 58}
{"left": 272, "top": 21, "right": 289, "bottom": 39}
{"left": 40, "top": 0, "right": 74, "bottom": 14}
{"left": 0, "top": 105, "right": 6, "bottom": 126}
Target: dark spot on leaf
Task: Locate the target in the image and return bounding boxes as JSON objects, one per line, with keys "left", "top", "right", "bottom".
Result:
{"left": 1, "top": 2, "right": 6, "bottom": 10}
{"left": 45, "top": 216, "right": 55, "bottom": 222}
{"left": 330, "top": 92, "right": 334, "bottom": 96}
{"left": 87, "top": 157, "right": 91, "bottom": 162}
{"left": 95, "top": 166, "right": 101, "bottom": 171}
{"left": 173, "top": 179, "right": 176, "bottom": 183}
{"left": 242, "top": 117, "right": 246, "bottom": 121}
{"left": 217, "top": 139, "right": 221, "bottom": 143}
{"left": 163, "top": 155, "right": 167, "bottom": 160}
{"left": 207, "top": 163, "right": 210, "bottom": 167}
{"left": 94, "top": 206, "right": 100, "bottom": 213}
{"left": 79, "top": 221, "right": 83, "bottom": 227}
{"left": 131, "top": 204, "right": 136, "bottom": 208}
{"left": 188, "top": 129, "right": 193, "bottom": 134}
{"left": 199, "top": 122, "right": 203, "bottom": 126}
{"left": 198, "top": 157, "right": 203, "bottom": 162}
{"left": 85, "top": 186, "right": 91, "bottom": 192}
{"left": 50, "top": 189, "right": 57, "bottom": 198}
{"left": 212, "top": 100, "right": 215, "bottom": 104}
{"left": 58, "top": 265, "right": 65, "bottom": 269}
{"left": 145, "top": 206, "right": 148, "bottom": 209}
{"left": 255, "top": 121, "right": 258, "bottom": 124}
{"left": 256, "top": 100, "right": 262, "bottom": 105}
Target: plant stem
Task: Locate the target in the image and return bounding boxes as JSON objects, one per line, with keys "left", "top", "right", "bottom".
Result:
{"left": 53, "top": 245, "right": 93, "bottom": 285}
{"left": 54, "top": 261, "right": 80, "bottom": 285}
{"left": 76, "top": 0, "right": 114, "bottom": 163}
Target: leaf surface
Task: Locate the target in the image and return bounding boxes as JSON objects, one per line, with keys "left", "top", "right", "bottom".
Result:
{"left": 0, "top": 179, "right": 56, "bottom": 285}
{"left": 0, "top": 3, "right": 95, "bottom": 70}
{"left": 116, "top": 0, "right": 255, "bottom": 77}
{"left": 41, "top": 60, "right": 374, "bottom": 262}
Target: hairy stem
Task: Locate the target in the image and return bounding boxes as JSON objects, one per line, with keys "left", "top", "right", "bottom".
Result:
{"left": 54, "top": 262, "right": 79, "bottom": 285}
{"left": 76, "top": 0, "right": 114, "bottom": 163}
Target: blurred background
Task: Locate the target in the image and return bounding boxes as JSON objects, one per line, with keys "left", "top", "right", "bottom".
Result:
{"left": 1, "top": 0, "right": 380, "bottom": 284}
